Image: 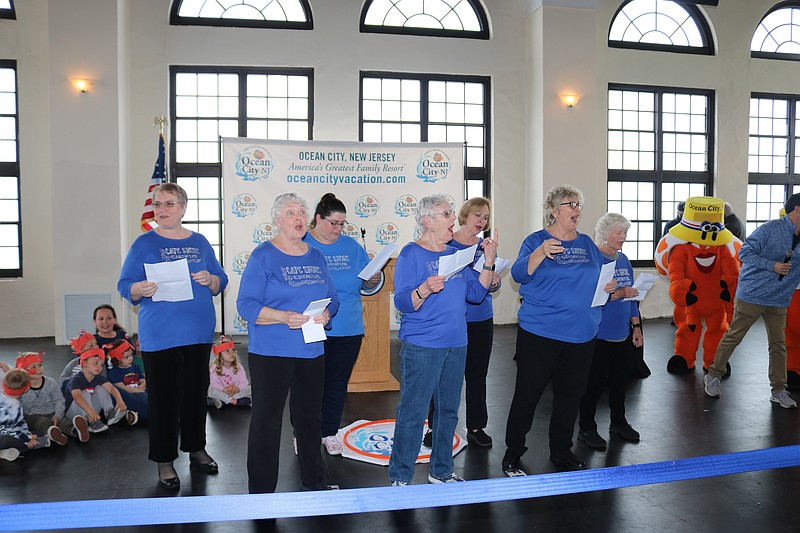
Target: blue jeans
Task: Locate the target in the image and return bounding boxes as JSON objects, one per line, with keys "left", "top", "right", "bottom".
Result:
{"left": 388, "top": 342, "right": 467, "bottom": 483}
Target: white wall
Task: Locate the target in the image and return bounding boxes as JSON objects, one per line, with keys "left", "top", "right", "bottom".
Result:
{"left": 1, "top": 0, "right": 798, "bottom": 339}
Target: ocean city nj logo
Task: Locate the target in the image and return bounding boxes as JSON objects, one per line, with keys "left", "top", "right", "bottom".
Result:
{"left": 232, "top": 251, "right": 251, "bottom": 275}
{"left": 415, "top": 150, "right": 452, "bottom": 183}
{"left": 394, "top": 194, "right": 417, "bottom": 217}
{"left": 252, "top": 222, "right": 277, "bottom": 244}
{"left": 235, "top": 146, "right": 274, "bottom": 181}
{"left": 232, "top": 193, "right": 258, "bottom": 218}
{"left": 233, "top": 313, "right": 248, "bottom": 332}
{"left": 376, "top": 222, "right": 399, "bottom": 245}
{"left": 343, "top": 222, "right": 361, "bottom": 240}
{"left": 354, "top": 195, "right": 380, "bottom": 218}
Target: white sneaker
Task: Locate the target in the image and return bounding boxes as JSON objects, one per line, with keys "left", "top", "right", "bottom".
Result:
{"left": 391, "top": 480, "right": 410, "bottom": 486}
{"left": 427, "top": 472, "right": 466, "bottom": 483}
{"left": 0, "top": 448, "right": 20, "bottom": 461}
{"left": 321, "top": 436, "right": 343, "bottom": 456}
{"left": 126, "top": 411, "right": 139, "bottom": 425}
{"left": 704, "top": 374, "right": 721, "bottom": 398}
{"left": 770, "top": 390, "right": 797, "bottom": 409}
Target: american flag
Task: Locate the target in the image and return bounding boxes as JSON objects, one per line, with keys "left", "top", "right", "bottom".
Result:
{"left": 140, "top": 134, "right": 166, "bottom": 232}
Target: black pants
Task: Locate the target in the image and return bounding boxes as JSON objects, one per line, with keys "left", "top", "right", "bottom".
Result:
{"left": 504, "top": 327, "right": 594, "bottom": 456}
{"left": 321, "top": 335, "right": 363, "bottom": 437}
{"left": 247, "top": 353, "right": 325, "bottom": 494}
{"left": 579, "top": 338, "right": 633, "bottom": 431}
{"left": 428, "top": 318, "right": 494, "bottom": 431}
{"left": 142, "top": 344, "right": 211, "bottom": 463}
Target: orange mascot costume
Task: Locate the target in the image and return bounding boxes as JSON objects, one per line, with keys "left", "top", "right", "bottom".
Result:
{"left": 654, "top": 197, "right": 742, "bottom": 374}
{"left": 787, "top": 288, "right": 800, "bottom": 390}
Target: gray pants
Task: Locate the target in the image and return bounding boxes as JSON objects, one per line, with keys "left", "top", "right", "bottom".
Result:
{"left": 65, "top": 387, "right": 115, "bottom": 419}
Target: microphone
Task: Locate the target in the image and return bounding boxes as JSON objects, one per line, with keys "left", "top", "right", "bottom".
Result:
{"left": 360, "top": 227, "right": 367, "bottom": 251}
{"left": 779, "top": 249, "right": 793, "bottom": 281}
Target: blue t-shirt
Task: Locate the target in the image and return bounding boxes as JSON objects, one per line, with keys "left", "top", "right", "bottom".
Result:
{"left": 597, "top": 251, "right": 639, "bottom": 342}
{"left": 511, "top": 229, "right": 603, "bottom": 344}
{"left": 236, "top": 240, "right": 340, "bottom": 359}
{"left": 117, "top": 231, "right": 228, "bottom": 352}
{"left": 107, "top": 364, "right": 145, "bottom": 388}
{"left": 304, "top": 233, "right": 370, "bottom": 337}
{"left": 448, "top": 237, "right": 495, "bottom": 322}
{"left": 394, "top": 242, "right": 489, "bottom": 348}
{"left": 64, "top": 373, "right": 109, "bottom": 410}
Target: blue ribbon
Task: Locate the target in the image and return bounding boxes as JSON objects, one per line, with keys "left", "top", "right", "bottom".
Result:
{"left": 2, "top": 445, "right": 800, "bottom": 531}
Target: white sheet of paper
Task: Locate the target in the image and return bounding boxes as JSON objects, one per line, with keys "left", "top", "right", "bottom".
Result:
{"left": 358, "top": 243, "right": 398, "bottom": 280}
{"left": 472, "top": 254, "right": 513, "bottom": 275}
{"left": 144, "top": 258, "right": 193, "bottom": 302}
{"left": 438, "top": 244, "right": 478, "bottom": 280}
{"left": 623, "top": 273, "right": 659, "bottom": 302}
{"left": 301, "top": 298, "right": 332, "bottom": 344}
{"left": 591, "top": 261, "right": 617, "bottom": 307}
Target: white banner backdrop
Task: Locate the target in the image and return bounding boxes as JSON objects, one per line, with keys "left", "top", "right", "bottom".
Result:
{"left": 221, "top": 138, "right": 465, "bottom": 334}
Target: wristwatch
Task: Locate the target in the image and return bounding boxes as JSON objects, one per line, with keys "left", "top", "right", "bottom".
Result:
{"left": 483, "top": 263, "right": 495, "bottom": 271}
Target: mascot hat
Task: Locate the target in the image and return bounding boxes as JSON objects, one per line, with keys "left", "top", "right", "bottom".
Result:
{"left": 668, "top": 196, "right": 733, "bottom": 246}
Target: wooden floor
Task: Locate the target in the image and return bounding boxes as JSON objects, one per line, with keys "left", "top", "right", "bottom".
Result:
{"left": 1, "top": 319, "right": 800, "bottom": 532}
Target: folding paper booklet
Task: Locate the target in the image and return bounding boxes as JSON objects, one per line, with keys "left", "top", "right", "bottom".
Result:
{"left": 472, "top": 254, "right": 513, "bottom": 275}
{"left": 438, "top": 243, "right": 479, "bottom": 281}
{"left": 144, "top": 258, "right": 193, "bottom": 302}
{"left": 301, "top": 298, "right": 332, "bottom": 343}
{"left": 623, "top": 273, "right": 659, "bottom": 302}
{"left": 591, "top": 261, "right": 617, "bottom": 307}
{"left": 358, "top": 242, "right": 398, "bottom": 280}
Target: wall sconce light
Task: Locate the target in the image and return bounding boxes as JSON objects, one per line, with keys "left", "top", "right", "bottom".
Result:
{"left": 71, "top": 78, "right": 95, "bottom": 93}
{"left": 560, "top": 94, "right": 581, "bottom": 108}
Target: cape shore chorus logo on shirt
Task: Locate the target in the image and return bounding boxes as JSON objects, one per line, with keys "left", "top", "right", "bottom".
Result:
{"left": 235, "top": 146, "right": 274, "bottom": 181}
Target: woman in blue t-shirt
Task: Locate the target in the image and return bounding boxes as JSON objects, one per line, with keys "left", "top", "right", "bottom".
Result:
{"left": 577, "top": 213, "right": 644, "bottom": 451}
{"left": 237, "top": 192, "right": 339, "bottom": 494}
{"left": 304, "top": 193, "right": 383, "bottom": 456}
{"left": 388, "top": 194, "right": 497, "bottom": 486}
{"left": 502, "top": 185, "right": 616, "bottom": 477}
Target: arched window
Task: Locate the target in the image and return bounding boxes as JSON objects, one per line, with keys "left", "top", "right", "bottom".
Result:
{"left": 0, "top": 0, "right": 16, "bottom": 20}
{"left": 608, "top": 0, "right": 714, "bottom": 55}
{"left": 360, "top": 0, "right": 489, "bottom": 40}
{"left": 170, "top": 0, "right": 313, "bottom": 30}
{"left": 752, "top": 2, "right": 800, "bottom": 60}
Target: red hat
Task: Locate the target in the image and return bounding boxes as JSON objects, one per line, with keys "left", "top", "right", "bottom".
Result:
{"left": 15, "top": 352, "right": 44, "bottom": 373}
{"left": 2, "top": 369, "right": 31, "bottom": 397}
{"left": 212, "top": 335, "right": 235, "bottom": 355}
{"left": 70, "top": 330, "right": 95, "bottom": 354}
{"left": 106, "top": 340, "right": 135, "bottom": 363}
{"left": 79, "top": 347, "right": 105, "bottom": 365}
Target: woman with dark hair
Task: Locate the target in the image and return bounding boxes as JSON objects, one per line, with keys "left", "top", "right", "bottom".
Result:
{"left": 305, "top": 193, "right": 383, "bottom": 455}
{"left": 118, "top": 182, "right": 228, "bottom": 490}
{"left": 502, "top": 185, "right": 616, "bottom": 476}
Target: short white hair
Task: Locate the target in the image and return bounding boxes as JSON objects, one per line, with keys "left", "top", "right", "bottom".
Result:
{"left": 271, "top": 192, "right": 308, "bottom": 227}
{"left": 595, "top": 212, "right": 630, "bottom": 244}
{"left": 415, "top": 194, "right": 450, "bottom": 232}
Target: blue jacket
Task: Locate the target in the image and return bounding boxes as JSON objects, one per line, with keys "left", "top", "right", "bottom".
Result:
{"left": 736, "top": 216, "right": 800, "bottom": 307}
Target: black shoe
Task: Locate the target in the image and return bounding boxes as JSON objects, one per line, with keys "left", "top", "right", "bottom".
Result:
{"left": 550, "top": 450, "right": 586, "bottom": 470}
{"left": 422, "top": 429, "right": 432, "bottom": 448}
{"left": 158, "top": 462, "right": 180, "bottom": 490}
{"left": 577, "top": 429, "right": 607, "bottom": 450}
{"left": 609, "top": 423, "right": 640, "bottom": 442}
{"left": 666, "top": 355, "right": 691, "bottom": 374}
{"left": 189, "top": 450, "right": 219, "bottom": 474}
{"left": 788, "top": 371, "right": 800, "bottom": 391}
{"left": 466, "top": 428, "right": 493, "bottom": 447}
{"left": 501, "top": 450, "right": 526, "bottom": 477}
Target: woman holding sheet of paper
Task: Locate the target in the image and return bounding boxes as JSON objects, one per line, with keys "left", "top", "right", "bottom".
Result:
{"left": 388, "top": 194, "right": 496, "bottom": 485}
{"left": 502, "top": 185, "right": 615, "bottom": 477}
{"left": 304, "top": 193, "right": 383, "bottom": 456}
{"left": 577, "top": 213, "right": 643, "bottom": 451}
{"left": 423, "top": 197, "right": 502, "bottom": 449}
{"left": 118, "top": 182, "right": 228, "bottom": 489}
{"left": 236, "top": 192, "right": 339, "bottom": 494}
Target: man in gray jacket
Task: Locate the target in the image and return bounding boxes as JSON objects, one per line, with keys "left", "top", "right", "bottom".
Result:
{"left": 704, "top": 193, "right": 800, "bottom": 408}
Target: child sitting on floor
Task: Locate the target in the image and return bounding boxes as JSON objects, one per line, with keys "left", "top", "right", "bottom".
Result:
{"left": 59, "top": 330, "right": 102, "bottom": 393}
{"left": 105, "top": 338, "right": 147, "bottom": 422}
{"left": 64, "top": 347, "right": 137, "bottom": 435}
{"left": 17, "top": 352, "right": 73, "bottom": 445}
{"left": 207, "top": 335, "right": 251, "bottom": 409}
{"left": 1, "top": 369, "right": 49, "bottom": 461}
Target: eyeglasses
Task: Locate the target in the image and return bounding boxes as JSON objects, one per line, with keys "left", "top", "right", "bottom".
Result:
{"left": 324, "top": 218, "right": 348, "bottom": 228}
{"left": 152, "top": 201, "right": 184, "bottom": 209}
{"left": 431, "top": 210, "right": 454, "bottom": 218}
{"left": 560, "top": 201, "right": 583, "bottom": 210}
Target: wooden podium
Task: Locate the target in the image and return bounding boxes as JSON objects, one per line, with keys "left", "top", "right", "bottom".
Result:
{"left": 347, "top": 259, "right": 400, "bottom": 392}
